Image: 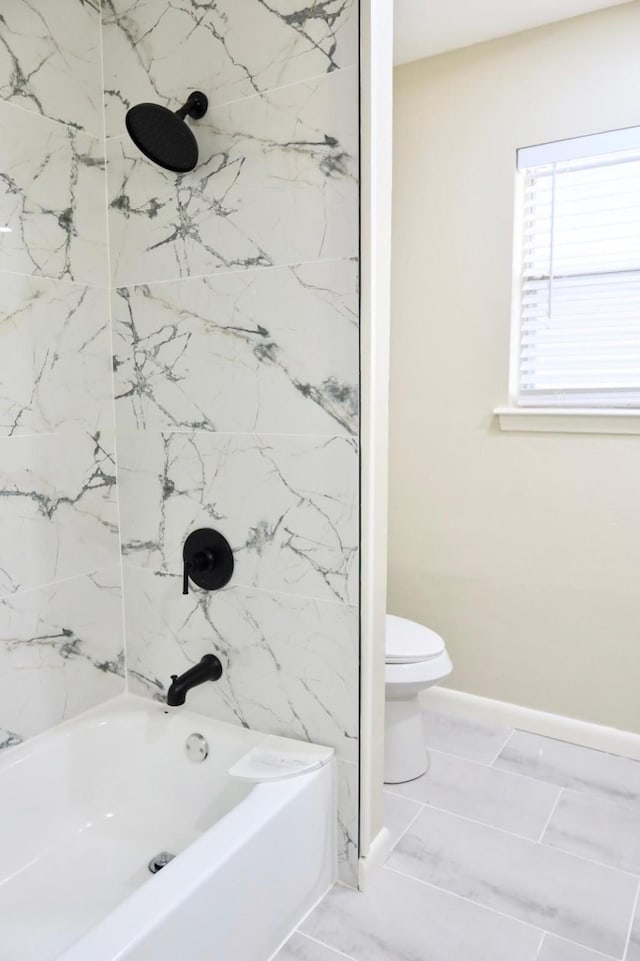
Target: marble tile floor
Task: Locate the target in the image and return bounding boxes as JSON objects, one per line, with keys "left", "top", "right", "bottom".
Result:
{"left": 275, "top": 701, "right": 640, "bottom": 961}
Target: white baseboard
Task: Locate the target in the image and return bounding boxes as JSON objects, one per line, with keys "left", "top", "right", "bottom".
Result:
{"left": 357, "top": 826, "right": 392, "bottom": 891}
{"left": 422, "top": 686, "right": 640, "bottom": 761}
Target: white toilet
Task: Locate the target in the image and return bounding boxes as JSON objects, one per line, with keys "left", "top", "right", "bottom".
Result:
{"left": 384, "top": 614, "right": 452, "bottom": 784}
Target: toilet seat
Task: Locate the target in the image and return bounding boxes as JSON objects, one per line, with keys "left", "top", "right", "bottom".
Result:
{"left": 384, "top": 613, "right": 453, "bottom": 783}
{"left": 386, "top": 614, "right": 445, "bottom": 665}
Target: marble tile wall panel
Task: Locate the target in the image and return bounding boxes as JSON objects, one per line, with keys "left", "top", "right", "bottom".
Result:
{"left": 112, "top": 260, "right": 358, "bottom": 436}
{"left": 495, "top": 731, "right": 640, "bottom": 804}
{"left": 337, "top": 759, "right": 359, "bottom": 886}
{"left": 391, "top": 749, "right": 560, "bottom": 839}
{"left": 542, "top": 789, "right": 640, "bottom": 875}
{"left": 107, "top": 68, "right": 358, "bottom": 287}
{"left": 0, "top": 727, "right": 23, "bottom": 751}
{"left": 104, "top": 0, "right": 361, "bottom": 887}
{"left": 123, "top": 565, "right": 358, "bottom": 762}
{"left": 117, "top": 431, "right": 358, "bottom": 605}
{"left": 0, "top": 0, "right": 103, "bottom": 136}
{"left": 0, "top": 0, "right": 123, "bottom": 752}
{"left": 0, "top": 431, "right": 120, "bottom": 597}
{"left": 0, "top": 276, "right": 112, "bottom": 436}
{"left": 102, "top": 0, "right": 358, "bottom": 139}
{"left": 389, "top": 805, "right": 638, "bottom": 957}
{"left": 0, "top": 567, "right": 124, "bottom": 744}
{"left": 300, "top": 868, "right": 543, "bottom": 961}
{"left": 0, "top": 103, "right": 107, "bottom": 287}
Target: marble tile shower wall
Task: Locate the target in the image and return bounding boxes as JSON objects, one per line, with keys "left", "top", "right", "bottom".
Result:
{"left": 0, "top": 0, "right": 124, "bottom": 747}
{"left": 103, "top": 0, "right": 361, "bottom": 884}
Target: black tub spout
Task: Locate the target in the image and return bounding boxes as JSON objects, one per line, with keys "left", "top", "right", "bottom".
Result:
{"left": 166, "top": 654, "right": 223, "bottom": 707}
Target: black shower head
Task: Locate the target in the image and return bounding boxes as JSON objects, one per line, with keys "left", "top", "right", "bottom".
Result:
{"left": 125, "top": 91, "right": 209, "bottom": 173}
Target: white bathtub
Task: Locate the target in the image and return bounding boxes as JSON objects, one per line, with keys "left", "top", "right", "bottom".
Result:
{"left": 0, "top": 695, "right": 336, "bottom": 961}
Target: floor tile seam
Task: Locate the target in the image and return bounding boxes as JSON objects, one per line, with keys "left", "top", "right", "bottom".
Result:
{"left": 490, "top": 758, "right": 640, "bottom": 807}
{"left": 391, "top": 802, "right": 640, "bottom": 879}
{"left": 421, "top": 741, "right": 580, "bottom": 792}
{"left": 385, "top": 789, "right": 555, "bottom": 842}
{"left": 537, "top": 835, "right": 640, "bottom": 881}
{"left": 536, "top": 786, "right": 564, "bottom": 842}
{"left": 393, "top": 795, "right": 569, "bottom": 845}
{"left": 552, "top": 783, "right": 640, "bottom": 811}
{"left": 539, "top": 931, "right": 618, "bottom": 960}
{"left": 303, "top": 884, "right": 620, "bottom": 961}
{"left": 383, "top": 787, "right": 426, "bottom": 803}
{"left": 295, "top": 930, "right": 358, "bottom": 960}
{"left": 383, "top": 864, "right": 547, "bottom": 937}
{"left": 385, "top": 864, "right": 630, "bottom": 958}
{"left": 533, "top": 929, "right": 547, "bottom": 960}
{"left": 510, "top": 728, "right": 640, "bottom": 765}
{"left": 388, "top": 786, "right": 640, "bottom": 879}
{"left": 534, "top": 932, "right": 547, "bottom": 961}
{"left": 621, "top": 877, "right": 640, "bottom": 960}
{"left": 384, "top": 802, "right": 426, "bottom": 857}
{"left": 488, "top": 727, "right": 516, "bottom": 765}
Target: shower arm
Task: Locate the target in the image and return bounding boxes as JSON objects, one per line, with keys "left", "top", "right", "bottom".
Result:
{"left": 175, "top": 92, "right": 208, "bottom": 121}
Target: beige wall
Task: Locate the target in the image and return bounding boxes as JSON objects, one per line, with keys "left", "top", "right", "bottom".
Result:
{"left": 389, "top": 2, "right": 640, "bottom": 733}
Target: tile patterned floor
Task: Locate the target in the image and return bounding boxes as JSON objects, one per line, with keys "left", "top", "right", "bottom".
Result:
{"left": 274, "top": 699, "right": 640, "bottom": 961}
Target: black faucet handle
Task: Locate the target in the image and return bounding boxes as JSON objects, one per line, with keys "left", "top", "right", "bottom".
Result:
{"left": 182, "top": 559, "right": 191, "bottom": 595}
{"left": 182, "top": 529, "right": 234, "bottom": 596}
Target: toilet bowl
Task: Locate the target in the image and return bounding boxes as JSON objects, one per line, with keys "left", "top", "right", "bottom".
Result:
{"left": 384, "top": 614, "right": 452, "bottom": 784}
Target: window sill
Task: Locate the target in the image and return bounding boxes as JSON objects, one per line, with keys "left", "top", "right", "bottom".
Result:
{"left": 494, "top": 407, "right": 640, "bottom": 435}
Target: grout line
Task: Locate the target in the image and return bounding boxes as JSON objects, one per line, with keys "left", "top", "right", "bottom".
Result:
{"left": 294, "top": 931, "right": 358, "bottom": 961}
{"left": 384, "top": 800, "right": 426, "bottom": 856}
{"left": 0, "top": 268, "right": 107, "bottom": 291}
{"left": 489, "top": 728, "right": 515, "bottom": 766}
{"left": 0, "top": 96, "right": 103, "bottom": 142}
{"left": 110, "top": 254, "right": 358, "bottom": 290}
{"left": 394, "top": 742, "right": 574, "bottom": 793}
{"left": 387, "top": 862, "right": 632, "bottom": 958}
{"left": 114, "top": 428, "right": 358, "bottom": 441}
{"left": 421, "top": 716, "right": 640, "bottom": 802}
{"left": 534, "top": 930, "right": 547, "bottom": 960}
{"left": 542, "top": 932, "right": 618, "bottom": 960}
{"left": 387, "top": 796, "right": 545, "bottom": 844}
{"left": 385, "top": 797, "right": 640, "bottom": 879}
{"left": 386, "top": 782, "right": 640, "bottom": 879}
{"left": 536, "top": 787, "right": 564, "bottom": 843}
{"left": 97, "top": 0, "right": 128, "bottom": 694}
{"left": 105, "top": 64, "right": 359, "bottom": 146}
{"left": 509, "top": 728, "right": 640, "bottom": 763}
{"left": 384, "top": 864, "right": 547, "bottom": 936}
{"left": 0, "top": 423, "right": 115, "bottom": 442}
{"left": 121, "top": 565, "right": 359, "bottom": 610}
{"left": 0, "top": 431, "right": 58, "bottom": 441}
{"left": 622, "top": 879, "right": 640, "bottom": 960}
{"left": 0, "top": 564, "right": 122, "bottom": 602}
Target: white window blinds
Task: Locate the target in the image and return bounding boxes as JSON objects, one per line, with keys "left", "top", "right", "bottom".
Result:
{"left": 514, "top": 128, "right": 640, "bottom": 408}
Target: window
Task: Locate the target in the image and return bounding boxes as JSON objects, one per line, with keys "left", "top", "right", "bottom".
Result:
{"left": 511, "top": 127, "right": 640, "bottom": 410}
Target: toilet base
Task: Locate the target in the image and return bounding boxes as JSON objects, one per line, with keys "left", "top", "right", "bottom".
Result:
{"left": 384, "top": 694, "right": 428, "bottom": 784}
